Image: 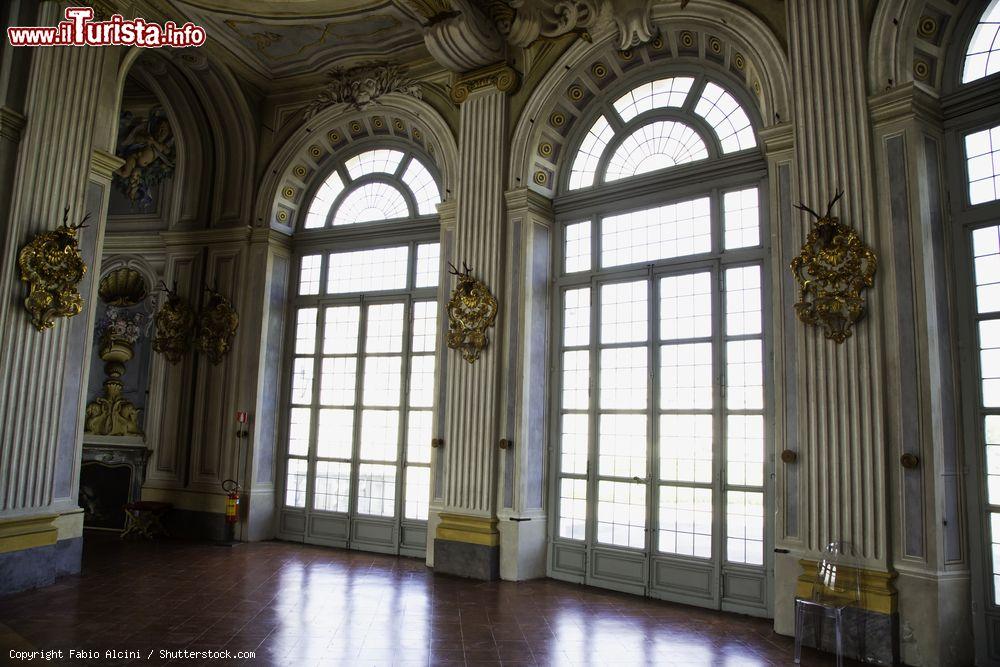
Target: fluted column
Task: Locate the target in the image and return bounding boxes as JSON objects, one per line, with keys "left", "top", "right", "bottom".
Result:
{"left": 433, "top": 64, "right": 516, "bottom": 579}
{"left": 0, "top": 7, "right": 113, "bottom": 593}
{"left": 781, "top": 1, "right": 894, "bottom": 662}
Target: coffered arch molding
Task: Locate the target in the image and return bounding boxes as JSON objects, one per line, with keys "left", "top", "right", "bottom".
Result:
{"left": 509, "top": 0, "right": 791, "bottom": 196}
{"left": 868, "top": 0, "right": 982, "bottom": 95}
{"left": 256, "top": 95, "right": 459, "bottom": 233}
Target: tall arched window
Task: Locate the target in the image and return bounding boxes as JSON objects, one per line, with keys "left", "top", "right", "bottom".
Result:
{"left": 952, "top": 1, "right": 1000, "bottom": 660}
{"left": 549, "top": 72, "right": 770, "bottom": 615}
{"left": 280, "top": 146, "right": 442, "bottom": 557}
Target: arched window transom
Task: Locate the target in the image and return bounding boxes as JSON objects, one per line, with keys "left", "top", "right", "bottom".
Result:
{"left": 567, "top": 75, "right": 758, "bottom": 192}
{"left": 964, "top": 0, "right": 1000, "bottom": 84}
{"left": 303, "top": 148, "right": 441, "bottom": 229}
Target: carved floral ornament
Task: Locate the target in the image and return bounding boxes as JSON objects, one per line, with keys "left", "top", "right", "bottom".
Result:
{"left": 446, "top": 262, "right": 498, "bottom": 363}
{"left": 18, "top": 207, "right": 89, "bottom": 331}
{"left": 304, "top": 63, "right": 423, "bottom": 118}
{"left": 789, "top": 191, "right": 878, "bottom": 344}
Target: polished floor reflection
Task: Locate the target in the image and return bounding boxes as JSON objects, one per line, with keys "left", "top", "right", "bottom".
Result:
{"left": 0, "top": 534, "right": 856, "bottom": 665}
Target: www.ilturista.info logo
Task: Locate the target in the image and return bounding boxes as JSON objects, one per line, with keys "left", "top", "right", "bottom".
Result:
{"left": 7, "top": 7, "right": 206, "bottom": 48}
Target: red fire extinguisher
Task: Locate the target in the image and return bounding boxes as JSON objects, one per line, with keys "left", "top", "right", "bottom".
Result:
{"left": 222, "top": 479, "right": 240, "bottom": 524}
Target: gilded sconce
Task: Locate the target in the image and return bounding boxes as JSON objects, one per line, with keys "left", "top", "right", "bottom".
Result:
{"left": 446, "top": 262, "right": 498, "bottom": 364}
{"left": 789, "top": 191, "right": 878, "bottom": 344}
{"left": 194, "top": 287, "right": 239, "bottom": 365}
{"left": 152, "top": 282, "right": 195, "bottom": 364}
{"left": 18, "top": 207, "right": 89, "bottom": 331}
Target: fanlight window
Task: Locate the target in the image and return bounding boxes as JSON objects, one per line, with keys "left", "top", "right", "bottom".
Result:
{"left": 567, "top": 77, "right": 757, "bottom": 191}
{"left": 303, "top": 148, "right": 441, "bottom": 229}
{"left": 964, "top": 0, "right": 1000, "bottom": 84}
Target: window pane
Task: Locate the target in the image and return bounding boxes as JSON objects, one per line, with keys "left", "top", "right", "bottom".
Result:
{"left": 569, "top": 115, "right": 615, "bottom": 190}
{"left": 291, "top": 358, "right": 313, "bottom": 404}
{"left": 597, "top": 481, "right": 646, "bottom": 548}
{"left": 604, "top": 121, "right": 709, "bottom": 182}
{"left": 613, "top": 77, "right": 695, "bottom": 122}
{"left": 601, "top": 281, "right": 647, "bottom": 343}
{"left": 599, "top": 413, "right": 647, "bottom": 478}
{"left": 404, "top": 466, "right": 431, "bottom": 519}
{"left": 327, "top": 246, "right": 409, "bottom": 294}
{"left": 565, "top": 221, "right": 591, "bottom": 273}
{"left": 365, "top": 303, "right": 405, "bottom": 353}
{"left": 299, "top": 255, "right": 322, "bottom": 295}
{"left": 288, "top": 408, "right": 311, "bottom": 457}
{"left": 560, "top": 413, "right": 589, "bottom": 475}
{"left": 562, "top": 350, "right": 590, "bottom": 410}
{"left": 285, "top": 458, "right": 308, "bottom": 508}
{"left": 411, "top": 301, "right": 438, "bottom": 353}
{"left": 975, "top": 225, "right": 1000, "bottom": 314}
{"left": 401, "top": 158, "right": 441, "bottom": 215}
{"left": 314, "top": 461, "right": 351, "bottom": 512}
{"left": 965, "top": 126, "right": 1000, "bottom": 205}
{"left": 981, "top": 320, "right": 1000, "bottom": 407}
{"left": 416, "top": 243, "right": 441, "bottom": 288}
{"left": 559, "top": 478, "right": 588, "bottom": 540}
{"left": 602, "top": 198, "right": 711, "bottom": 268}
{"left": 345, "top": 149, "right": 404, "bottom": 179}
{"left": 359, "top": 409, "right": 399, "bottom": 462}
{"left": 963, "top": 1, "right": 1000, "bottom": 83}
{"left": 600, "top": 347, "right": 647, "bottom": 409}
{"left": 320, "top": 357, "right": 356, "bottom": 406}
{"left": 727, "top": 415, "right": 765, "bottom": 487}
{"left": 725, "top": 266, "right": 762, "bottom": 335}
{"left": 660, "top": 342, "right": 713, "bottom": 410}
{"left": 660, "top": 272, "right": 712, "bottom": 340}
{"left": 409, "top": 355, "right": 436, "bottom": 408}
{"left": 992, "top": 513, "right": 1000, "bottom": 603}
{"left": 406, "top": 410, "right": 433, "bottom": 464}
{"left": 317, "top": 408, "right": 353, "bottom": 459}
{"left": 985, "top": 416, "right": 1000, "bottom": 503}
{"left": 659, "top": 485, "right": 712, "bottom": 558}
{"left": 694, "top": 82, "right": 756, "bottom": 153}
{"left": 324, "top": 306, "right": 360, "bottom": 354}
{"left": 295, "top": 308, "right": 317, "bottom": 354}
{"left": 357, "top": 464, "right": 396, "bottom": 517}
{"left": 727, "top": 340, "right": 764, "bottom": 410}
{"left": 727, "top": 490, "right": 764, "bottom": 565}
{"left": 723, "top": 187, "right": 760, "bottom": 249}
{"left": 563, "top": 288, "right": 590, "bottom": 347}
{"left": 660, "top": 414, "right": 713, "bottom": 484}
{"left": 304, "top": 174, "right": 345, "bottom": 229}
{"left": 362, "top": 356, "right": 402, "bottom": 407}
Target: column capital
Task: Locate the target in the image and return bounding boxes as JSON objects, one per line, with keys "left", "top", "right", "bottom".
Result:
{"left": 0, "top": 106, "right": 26, "bottom": 143}
{"left": 757, "top": 121, "right": 795, "bottom": 158}
{"left": 450, "top": 63, "right": 520, "bottom": 104}
{"left": 869, "top": 82, "right": 942, "bottom": 128}
{"left": 504, "top": 187, "right": 553, "bottom": 217}
{"left": 89, "top": 149, "right": 124, "bottom": 181}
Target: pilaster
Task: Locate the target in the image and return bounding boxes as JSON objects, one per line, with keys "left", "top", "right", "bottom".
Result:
{"left": 433, "top": 72, "right": 511, "bottom": 580}
{"left": 784, "top": 1, "right": 893, "bottom": 662}
{"left": 0, "top": 12, "right": 110, "bottom": 593}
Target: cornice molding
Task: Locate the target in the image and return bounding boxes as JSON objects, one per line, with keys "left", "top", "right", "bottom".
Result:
{"left": 89, "top": 149, "right": 125, "bottom": 181}
{"left": 868, "top": 82, "right": 942, "bottom": 127}
{"left": 450, "top": 62, "right": 520, "bottom": 103}
{"left": 504, "top": 186, "right": 554, "bottom": 217}
{"left": 160, "top": 226, "right": 253, "bottom": 247}
{"left": 0, "top": 106, "right": 27, "bottom": 143}
{"left": 758, "top": 122, "right": 795, "bottom": 156}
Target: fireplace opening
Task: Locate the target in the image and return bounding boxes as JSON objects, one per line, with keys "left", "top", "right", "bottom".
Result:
{"left": 79, "top": 462, "right": 132, "bottom": 531}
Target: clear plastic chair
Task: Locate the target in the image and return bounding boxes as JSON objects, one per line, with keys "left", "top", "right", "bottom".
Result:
{"left": 794, "top": 541, "right": 862, "bottom": 667}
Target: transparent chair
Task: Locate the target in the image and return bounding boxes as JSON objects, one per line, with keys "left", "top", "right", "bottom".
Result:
{"left": 794, "top": 541, "right": 862, "bottom": 667}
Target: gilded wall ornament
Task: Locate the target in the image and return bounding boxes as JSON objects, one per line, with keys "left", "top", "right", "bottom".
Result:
{"left": 446, "top": 262, "right": 498, "bottom": 364}
{"left": 790, "top": 191, "right": 878, "bottom": 344}
{"left": 195, "top": 287, "right": 239, "bottom": 365}
{"left": 18, "top": 207, "right": 89, "bottom": 331}
{"left": 304, "top": 63, "right": 422, "bottom": 118}
{"left": 152, "top": 282, "right": 195, "bottom": 364}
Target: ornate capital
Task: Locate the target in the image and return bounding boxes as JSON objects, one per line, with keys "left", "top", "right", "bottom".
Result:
{"left": 495, "top": 0, "right": 654, "bottom": 51}
{"left": 304, "top": 62, "right": 423, "bottom": 118}
{"left": 450, "top": 63, "right": 520, "bottom": 103}
{"left": 422, "top": 0, "right": 505, "bottom": 72}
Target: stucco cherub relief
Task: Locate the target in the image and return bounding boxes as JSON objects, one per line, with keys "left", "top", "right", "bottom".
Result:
{"left": 112, "top": 106, "right": 176, "bottom": 211}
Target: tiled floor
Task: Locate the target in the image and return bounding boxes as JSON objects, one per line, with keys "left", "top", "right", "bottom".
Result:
{"left": 0, "top": 533, "right": 859, "bottom": 666}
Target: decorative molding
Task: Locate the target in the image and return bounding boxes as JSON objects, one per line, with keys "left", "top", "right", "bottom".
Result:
{"left": 89, "top": 149, "right": 125, "bottom": 181}
{"left": 422, "top": 0, "right": 505, "bottom": 71}
{"left": 436, "top": 512, "right": 500, "bottom": 546}
{"left": 450, "top": 63, "right": 520, "bottom": 103}
{"left": 0, "top": 514, "right": 58, "bottom": 555}
{"left": 868, "top": 82, "right": 942, "bottom": 127}
{"left": 496, "top": 0, "right": 655, "bottom": 51}
{"left": 304, "top": 62, "right": 423, "bottom": 117}
{"left": 0, "top": 106, "right": 27, "bottom": 143}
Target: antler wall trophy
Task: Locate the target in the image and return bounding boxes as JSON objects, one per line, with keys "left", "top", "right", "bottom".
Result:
{"left": 446, "top": 262, "right": 498, "bottom": 364}
{"left": 18, "top": 207, "right": 89, "bottom": 331}
{"left": 790, "top": 190, "right": 877, "bottom": 344}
